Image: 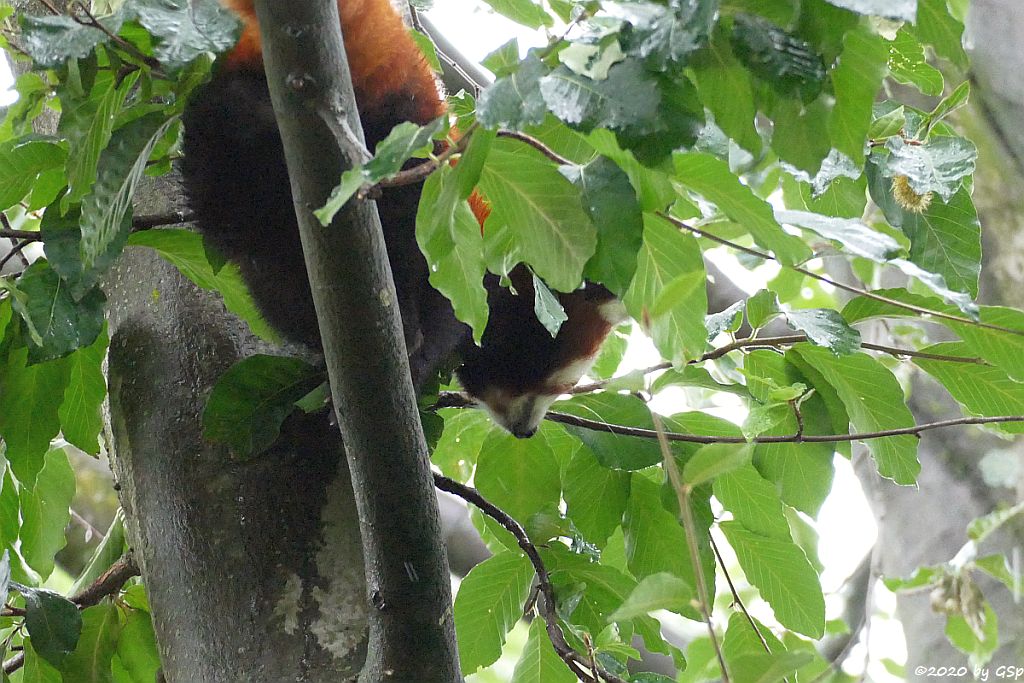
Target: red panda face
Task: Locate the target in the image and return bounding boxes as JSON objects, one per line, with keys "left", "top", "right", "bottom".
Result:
{"left": 456, "top": 273, "right": 626, "bottom": 438}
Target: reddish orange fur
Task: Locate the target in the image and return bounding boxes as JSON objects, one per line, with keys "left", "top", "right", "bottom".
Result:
{"left": 220, "top": 0, "right": 445, "bottom": 122}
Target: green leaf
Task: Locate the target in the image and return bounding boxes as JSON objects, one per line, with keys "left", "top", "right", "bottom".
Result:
{"left": 900, "top": 187, "right": 981, "bottom": 298}
{"left": 510, "top": 618, "right": 576, "bottom": 683}
{"left": 540, "top": 60, "right": 662, "bottom": 137}
{"left": 531, "top": 273, "right": 566, "bottom": 337}
{"left": 482, "top": 38, "right": 521, "bottom": 77}
{"left": 59, "top": 327, "right": 108, "bottom": 455}
{"left": 914, "top": 343, "right": 1024, "bottom": 434}
{"left": 614, "top": 0, "right": 717, "bottom": 71}
{"left": 479, "top": 0, "right": 551, "bottom": 29}
{"left": 542, "top": 544, "right": 648, "bottom": 635}
{"left": 622, "top": 476, "right": 713, "bottom": 617}
{"left": 623, "top": 213, "right": 707, "bottom": 365}
{"left": 13, "top": 261, "right": 106, "bottom": 363}
{"left": 19, "top": 587, "right": 83, "bottom": 668}
{"left": 731, "top": 14, "right": 826, "bottom": 100}
{"left": 21, "top": 638, "right": 64, "bottom": 683}
{"left": 888, "top": 27, "right": 944, "bottom": 96}
{"left": 134, "top": 0, "right": 240, "bottom": 71}
{"left": 714, "top": 466, "right": 791, "bottom": 540}
{"left": 454, "top": 551, "right": 534, "bottom": 675}
{"left": 563, "top": 447, "right": 630, "bottom": 548}
{"left": 477, "top": 137, "right": 595, "bottom": 291}
{"left": 561, "top": 156, "right": 643, "bottom": 296}
{"left": 922, "top": 81, "right": 970, "bottom": 136}
{"left": 0, "top": 348, "right": 68, "bottom": 487}
{"left": 475, "top": 429, "right": 561, "bottom": 524}
{"left": 769, "top": 96, "right": 832, "bottom": 176}
{"left": 792, "top": 345, "right": 920, "bottom": 484}
{"left": 720, "top": 521, "right": 825, "bottom": 637}
{"left": 828, "top": 28, "right": 889, "bottom": 166}
{"left": 127, "top": 229, "right": 277, "bottom": 342}
{"left": 915, "top": 0, "right": 968, "bottom": 69}
{"left": 784, "top": 308, "right": 861, "bottom": 354}
{"left": 478, "top": 55, "right": 548, "bottom": 131}
{"left": 746, "top": 289, "right": 780, "bottom": 329}
{"left": 416, "top": 169, "right": 490, "bottom": 343}
{"left": 967, "top": 502, "right": 1024, "bottom": 543}
{"left": 823, "top": 0, "right": 915, "bottom": 21}
{"left": 555, "top": 393, "right": 665, "bottom": 470}
{"left": 18, "top": 12, "right": 123, "bottom": 67}
{"left": 19, "top": 448, "right": 75, "bottom": 580}
{"left": 683, "top": 442, "right": 754, "bottom": 488}
{"left": 59, "top": 71, "right": 138, "bottom": 207}
{"left": 80, "top": 113, "right": 177, "bottom": 284}
{"left": 607, "top": 573, "right": 693, "bottom": 621}
{"left": 885, "top": 136, "right": 976, "bottom": 203}
{"left": 202, "top": 355, "right": 322, "bottom": 456}
{"left": 692, "top": 24, "right": 759, "bottom": 155}
{"left": 69, "top": 511, "right": 126, "bottom": 597}
{"left": 0, "top": 140, "right": 67, "bottom": 211}
{"left": 316, "top": 117, "right": 447, "bottom": 224}
{"left": 115, "top": 609, "right": 161, "bottom": 683}
{"left": 728, "top": 651, "right": 816, "bottom": 683}
{"left": 674, "top": 152, "right": 811, "bottom": 265}
{"left": 945, "top": 603, "right": 998, "bottom": 669}
{"left": 60, "top": 603, "right": 122, "bottom": 683}
{"left": 775, "top": 210, "right": 902, "bottom": 262}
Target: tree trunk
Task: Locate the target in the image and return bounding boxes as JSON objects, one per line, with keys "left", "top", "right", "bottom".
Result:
{"left": 104, "top": 174, "right": 369, "bottom": 682}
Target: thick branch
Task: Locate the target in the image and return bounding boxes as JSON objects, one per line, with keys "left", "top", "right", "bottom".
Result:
{"left": 250, "top": 1, "right": 458, "bottom": 680}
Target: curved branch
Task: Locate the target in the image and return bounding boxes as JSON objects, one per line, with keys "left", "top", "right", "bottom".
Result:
{"left": 433, "top": 473, "right": 628, "bottom": 683}
{"left": 2, "top": 554, "right": 139, "bottom": 675}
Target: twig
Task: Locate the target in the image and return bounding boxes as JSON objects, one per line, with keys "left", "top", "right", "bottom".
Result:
{"left": 542, "top": 412, "right": 1024, "bottom": 444}
{"left": 0, "top": 241, "right": 34, "bottom": 272}
{"left": 654, "top": 412, "right": 729, "bottom": 681}
{"left": 2, "top": 554, "right": 139, "bottom": 675}
{"left": 70, "top": 2, "right": 165, "bottom": 76}
{"left": 570, "top": 334, "right": 987, "bottom": 395}
{"left": 432, "top": 473, "right": 628, "bottom": 683}
{"left": 132, "top": 210, "right": 194, "bottom": 230}
{"left": 655, "top": 211, "right": 1024, "bottom": 339}
{"left": 368, "top": 123, "right": 478, "bottom": 194}
{"left": 711, "top": 535, "right": 773, "bottom": 654}
{"left": 496, "top": 129, "right": 573, "bottom": 166}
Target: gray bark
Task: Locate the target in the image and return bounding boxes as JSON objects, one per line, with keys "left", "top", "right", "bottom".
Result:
{"left": 105, "top": 174, "right": 368, "bottom": 682}
{"left": 851, "top": 3, "right": 1024, "bottom": 674}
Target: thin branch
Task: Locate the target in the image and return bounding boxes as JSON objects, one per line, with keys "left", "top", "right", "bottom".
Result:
{"left": 132, "top": 210, "right": 193, "bottom": 230}
{"left": 654, "top": 412, "right": 729, "bottom": 682}
{"left": 656, "top": 211, "right": 1024, "bottom": 339}
{"left": 70, "top": 553, "right": 139, "bottom": 607}
{"left": 432, "top": 473, "right": 628, "bottom": 683}
{"left": 0, "top": 230, "right": 41, "bottom": 241}
{"left": 0, "top": 241, "right": 34, "bottom": 272}
{"left": 711, "top": 535, "right": 773, "bottom": 654}
{"left": 70, "top": 1, "right": 165, "bottom": 76}
{"left": 570, "top": 334, "right": 987, "bottom": 395}
{"left": 544, "top": 412, "right": 1024, "bottom": 444}
{"left": 496, "top": 129, "right": 573, "bottom": 165}
{"left": 368, "top": 122, "right": 478, "bottom": 194}
{"left": 2, "top": 554, "right": 139, "bottom": 675}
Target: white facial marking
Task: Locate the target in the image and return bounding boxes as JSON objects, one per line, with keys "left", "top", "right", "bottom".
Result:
{"left": 475, "top": 387, "right": 559, "bottom": 438}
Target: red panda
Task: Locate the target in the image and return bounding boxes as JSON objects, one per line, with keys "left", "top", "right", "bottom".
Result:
{"left": 181, "top": 0, "right": 624, "bottom": 438}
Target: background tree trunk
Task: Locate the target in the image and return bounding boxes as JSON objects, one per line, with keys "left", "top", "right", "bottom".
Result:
{"left": 853, "top": 1, "right": 1024, "bottom": 671}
